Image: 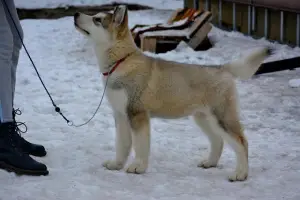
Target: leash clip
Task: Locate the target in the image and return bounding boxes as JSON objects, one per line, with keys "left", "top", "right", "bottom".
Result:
{"left": 67, "top": 121, "right": 74, "bottom": 126}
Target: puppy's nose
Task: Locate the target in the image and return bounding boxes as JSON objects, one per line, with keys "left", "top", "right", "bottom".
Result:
{"left": 74, "top": 12, "right": 80, "bottom": 19}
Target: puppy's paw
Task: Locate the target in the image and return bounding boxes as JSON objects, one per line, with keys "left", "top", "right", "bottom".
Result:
{"left": 228, "top": 168, "right": 248, "bottom": 182}
{"left": 126, "top": 160, "right": 147, "bottom": 174}
{"left": 198, "top": 159, "right": 218, "bottom": 168}
{"left": 102, "top": 160, "right": 124, "bottom": 171}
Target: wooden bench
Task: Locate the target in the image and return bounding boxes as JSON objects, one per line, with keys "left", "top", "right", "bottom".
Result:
{"left": 131, "top": 8, "right": 213, "bottom": 53}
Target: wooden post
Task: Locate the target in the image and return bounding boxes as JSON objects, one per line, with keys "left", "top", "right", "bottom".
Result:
{"left": 280, "top": 11, "right": 284, "bottom": 42}
{"left": 248, "top": 5, "right": 251, "bottom": 35}
{"left": 184, "top": 0, "right": 188, "bottom": 8}
{"left": 194, "top": 0, "right": 199, "bottom": 9}
{"left": 232, "top": 3, "right": 236, "bottom": 31}
{"left": 205, "top": 0, "right": 210, "bottom": 11}
{"left": 219, "top": 0, "right": 222, "bottom": 27}
{"left": 264, "top": 9, "right": 268, "bottom": 38}
{"left": 297, "top": 14, "right": 300, "bottom": 46}
{"left": 252, "top": 6, "right": 256, "bottom": 31}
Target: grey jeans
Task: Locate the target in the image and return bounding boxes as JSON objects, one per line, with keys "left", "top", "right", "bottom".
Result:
{"left": 0, "top": 0, "right": 23, "bottom": 122}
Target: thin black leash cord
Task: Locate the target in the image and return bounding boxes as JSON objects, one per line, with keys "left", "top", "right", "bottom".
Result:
{"left": 3, "top": 0, "right": 109, "bottom": 127}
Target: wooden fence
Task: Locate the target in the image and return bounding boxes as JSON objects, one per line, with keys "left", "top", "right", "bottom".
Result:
{"left": 183, "top": 0, "right": 300, "bottom": 47}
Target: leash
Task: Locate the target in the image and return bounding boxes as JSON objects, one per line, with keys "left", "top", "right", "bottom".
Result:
{"left": 2, "top": 0, "right": 109, "bottom": 127}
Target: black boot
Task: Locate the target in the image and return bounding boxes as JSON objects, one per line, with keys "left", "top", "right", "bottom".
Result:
{"left": 11, "top": 108, "right": 47, "bottom": 157}
{"left": 0, "top": 122, "right": 49, "bottom": 176}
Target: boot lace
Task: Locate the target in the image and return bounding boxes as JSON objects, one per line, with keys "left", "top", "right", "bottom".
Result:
{"left": 8, "top": 108, "right": 29, "bottom": 153}
{"left": 13, "top": 108, "right": 28, "bottom": 136}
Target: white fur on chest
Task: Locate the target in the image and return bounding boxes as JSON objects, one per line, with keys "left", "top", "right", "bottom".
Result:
{"left": 106, "top": 87, "right": 129, "bottom": 114}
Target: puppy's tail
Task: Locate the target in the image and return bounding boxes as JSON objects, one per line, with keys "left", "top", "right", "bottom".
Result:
{"left": 224, "top": 47, "right": 273, "bottom": 80}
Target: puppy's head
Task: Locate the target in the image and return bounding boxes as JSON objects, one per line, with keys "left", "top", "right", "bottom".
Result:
{"left": 73, "top": 5, "right": 129, "bottom": 48}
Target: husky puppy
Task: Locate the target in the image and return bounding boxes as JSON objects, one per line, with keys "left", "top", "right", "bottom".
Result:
{"left": 74, "top": 5, "right": 271, "bottom": 181}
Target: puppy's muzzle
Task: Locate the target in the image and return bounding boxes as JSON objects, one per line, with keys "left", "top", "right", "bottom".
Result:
{"left": 73, "top": 12, "right": 90, "bottom": 35}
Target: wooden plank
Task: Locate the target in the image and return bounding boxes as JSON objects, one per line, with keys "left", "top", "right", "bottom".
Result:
{"left": 187, "top": 11, "right": 212, "bottom": 38}
{"left": 187, "top": 22, "right": 212, "bottom": 49}
{"left": 140, "top": 36, "right": 157, "bottom": 52}
{"left": 255, "top": 56, "right": 300, "bottom": 75}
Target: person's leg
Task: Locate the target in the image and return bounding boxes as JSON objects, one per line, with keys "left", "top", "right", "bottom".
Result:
{"left": 0, "top": 0, "right": 14, "bottom": 123}
{"left": 2, "top": 0, "right": 23, "bottom": 101}
{"left": 0, "top": 0, "right": 48, "bottom": 176}
{"left": 2, "top": 0, "right": 47, "bottom": 157}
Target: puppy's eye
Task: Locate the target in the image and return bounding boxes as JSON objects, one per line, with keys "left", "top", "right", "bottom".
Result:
{"left": 93, "top": 17, "right": 102, "bottom": 25}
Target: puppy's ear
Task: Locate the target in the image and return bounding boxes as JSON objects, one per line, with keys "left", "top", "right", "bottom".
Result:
{"left": 112, "top": 5, "right": 128, "bottom": 27}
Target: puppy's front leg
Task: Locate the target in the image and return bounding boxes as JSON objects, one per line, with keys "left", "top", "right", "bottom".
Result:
{"left": 103, "top": 112, "right": 132, "bottom": 170}
{"left": 126, "top": 111, "right": 150, "bottom": 174}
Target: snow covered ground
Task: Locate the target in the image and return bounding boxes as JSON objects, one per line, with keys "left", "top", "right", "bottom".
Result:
{"left": 1, "top": 8, "right": 300, "bottom": 200}
{"left": 14, "top": 0, "right": 183, "bottom": 10}
{"left": 289, "top": 79, "right": 300, "bottom": 88}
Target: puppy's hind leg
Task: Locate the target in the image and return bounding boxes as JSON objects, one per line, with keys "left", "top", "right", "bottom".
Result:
{"left": 103, "top": 112, "right": 132, "bottom": 170}
{"left": 216, "top": 109, "right": 249, "bottom": 182}
{"left": 213, "top": 95, "right": 249, "bottom": 182}
{"left": 194, "top": 108, "right": 248, "bottom": 182}
{"left": 193, "top": 111, "right": 224, "bottom": 168}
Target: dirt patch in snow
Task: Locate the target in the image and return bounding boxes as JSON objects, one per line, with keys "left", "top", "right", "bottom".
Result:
{"left": 17, "top": 3, "right": 152, "bottom": 19}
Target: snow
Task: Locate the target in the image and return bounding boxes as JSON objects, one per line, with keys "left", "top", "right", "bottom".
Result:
{"left": 14, "top": 0, "right": 183, "bottom": 10}
{"left": 1, "top": 8, "right": 300, "bottom": 200}
{"left": 133, "top": 19, "right": 189, "bottom": 34}
{"left": 289, "top": 79, "right": 300, "bottom": 88}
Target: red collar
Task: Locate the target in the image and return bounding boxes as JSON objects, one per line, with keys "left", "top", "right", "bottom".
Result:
{"left": 102, "top": 53, "right": 132, "bottom": 76}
